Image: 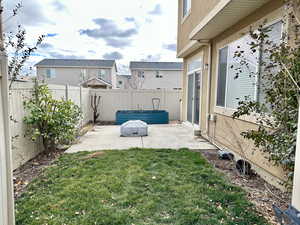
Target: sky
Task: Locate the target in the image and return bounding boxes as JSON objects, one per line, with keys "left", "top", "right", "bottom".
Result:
{"left": 4, "top": 0, "right": 180, "bottom": 75}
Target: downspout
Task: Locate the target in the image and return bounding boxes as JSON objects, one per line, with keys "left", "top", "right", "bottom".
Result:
{"left": 206, "top": 42, "right": 212, "bottom": 138}
{"left": 197, "top": 40, "right": 212, "bottom": 139}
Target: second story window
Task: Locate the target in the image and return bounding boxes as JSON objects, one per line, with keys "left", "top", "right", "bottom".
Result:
{"left": 46, "top": 68, "right": 56, "bottom": 79}
{"left": 98, "top": 69, "right": 106, "bottom": 79}
{"left": 138, "top": 71, "right": 144, "bottom": 78}
{"left": 80, "top": 69, "right": 87, "bottom": 81}
{"left": 183, "top": 0, "right": 191, "bottom": 18}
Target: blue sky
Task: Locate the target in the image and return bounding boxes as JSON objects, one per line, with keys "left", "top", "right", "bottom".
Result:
{"left": 4, "top": 0, "right": 180, "bottom": 74}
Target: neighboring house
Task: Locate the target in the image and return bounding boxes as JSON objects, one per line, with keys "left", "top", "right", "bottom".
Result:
{"left": 177, "top": 0, "right": 288, "bottom": 187}
{"left": 35, "top": 59, "right": 118, "bottom": 88}
{"left": 129, "top": 61, "right": 183, "bottom": 90}
{"left": 116, "top": 74, "right": 131, "bottom": 89}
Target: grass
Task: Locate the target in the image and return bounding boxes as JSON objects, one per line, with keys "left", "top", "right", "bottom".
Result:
{"left": 16, "top": 149, "right": 268, "bottom": 225}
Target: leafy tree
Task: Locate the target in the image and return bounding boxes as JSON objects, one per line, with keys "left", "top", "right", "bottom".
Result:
{"left": 232, "top": 2, "right": 300, "bottom": 184}
{"left": 23, "top": 82, "right": 82, "bottom": 152}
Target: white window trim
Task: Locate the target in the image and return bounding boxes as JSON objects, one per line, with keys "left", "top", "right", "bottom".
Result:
{"left": 214, "top": 43, "right": 260, "bottom": 114}
{"left": 185, "top": 57, "right": 203, "bottom": 129}
{"left": 214, "top": 19, "right": 283, "bottom": 123}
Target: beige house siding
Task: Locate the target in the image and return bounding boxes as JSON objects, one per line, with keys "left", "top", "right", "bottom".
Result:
{"left": 37, "top": 66, "right": 115, "bottom": 87}
{"left": 178, "top": 0, "right": 287, "bottom": 188}
{"left": 130, "top": 69, "right": 183, "bottom": 90}
{"left": 177, "top": 0, "right": 220, "bottom": 53}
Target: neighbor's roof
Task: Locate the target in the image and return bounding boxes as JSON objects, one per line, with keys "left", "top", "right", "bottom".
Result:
{"left": 35, "top": 59, "right": 116, "bottom": 68}
{"left": 81, "top": 77, "right": 112, "bottom": 86}
{"left": 129, "top": 61, "right": 183, "bottom": 70}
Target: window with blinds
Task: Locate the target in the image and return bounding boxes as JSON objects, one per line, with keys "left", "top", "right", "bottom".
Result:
{"left": 216, "top": 20, "right": 283, "bottom": 110}
{"left": 258, "top": 21, "right": 283, "bottom": 104}
{"left": 226, "top": 34, "right": 258, "bottom": 109}
{"left": 216, "top": 47, "right": 228, "bottom": 107}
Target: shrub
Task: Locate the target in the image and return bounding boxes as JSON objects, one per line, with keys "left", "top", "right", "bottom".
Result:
{"left": 23, "top": 83, "right": 82, "bottom": 152}
{"left": 232, "top": 21, "right": 300, "bottom": 184}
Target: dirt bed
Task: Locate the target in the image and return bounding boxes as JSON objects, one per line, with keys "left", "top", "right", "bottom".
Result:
{"left": 200, "top": 149, "right": 291, "bottom": 225}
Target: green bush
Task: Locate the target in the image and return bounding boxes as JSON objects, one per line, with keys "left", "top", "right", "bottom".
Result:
{"left": 23, "top": 83, "right": 82, "bottom": 152}
{"left": 232, "top": 21, "right": 300, "bottom": 184}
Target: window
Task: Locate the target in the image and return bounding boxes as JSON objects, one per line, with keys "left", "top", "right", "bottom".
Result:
{"left": 216, "top": 47, "right": 228, "bottom": 107}
{"left": 258, "top": 21, "right": 283, "bottom": 104}
{"left": 118, "top": 81, "right": 123, "bottom": 85}
{"left": 183, "top": 0, "right": 191, "bottom": 18}
{"left": 156, "top": 71, "right": 163, "bottom": 78}
{"left": 138, "top": 71, "right": 144, "bottom": 78}
{"left": 46, "top": 68, "right": 56, "bottom": 78}
{"left": 80, "top": 69, "right": 87, "bottom": 81}
{"left": 98, "top": 69, "right": 106, "bottom": 79}
{"left": 216, "top": 20, "right": 283, "bottom": 109}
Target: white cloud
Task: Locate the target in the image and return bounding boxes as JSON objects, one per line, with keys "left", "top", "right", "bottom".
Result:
{"left": 4, "top": 0, "right": 181, "bottom": 75}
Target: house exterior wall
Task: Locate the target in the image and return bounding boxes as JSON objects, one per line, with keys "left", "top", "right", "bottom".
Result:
{"left": 116, "top": 75, "right": 131, "bottom": 89}
{"left": 37, "top": 66, "right": 112, "bottom": 86}
{"left": 178, "top": 0, "right": 287, "bottom": 188}
{"left": 130, "top": 69, "right": 183, "bottom": 90}
{"left": 177, "top": 0, "right": 220, "bottom": 53}
{"left": 111, "top": 64, "right": 117, "bottom": 89}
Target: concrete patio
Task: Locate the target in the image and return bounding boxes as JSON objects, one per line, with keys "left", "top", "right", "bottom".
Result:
{"left": 66, "top": 124, "right": 217, "bottom": 153}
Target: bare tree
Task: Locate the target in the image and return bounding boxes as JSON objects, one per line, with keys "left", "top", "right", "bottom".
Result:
{"left": 2, "top": 2, "right": 44, "bottom": 89}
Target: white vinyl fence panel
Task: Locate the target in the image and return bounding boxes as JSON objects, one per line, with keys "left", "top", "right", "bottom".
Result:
{"left": 90, "top": 89, "right": 182, "bottom": 121}
{"left": 81, "top": 87, "right": 93, "bottom": 125}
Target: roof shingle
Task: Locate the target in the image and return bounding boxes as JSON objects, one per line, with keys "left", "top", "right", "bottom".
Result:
{"left": 35, "top": 59, "right": 115, "bottom": 68}
{"left": 129, "top": 61, "right": 183, "bottom": 70}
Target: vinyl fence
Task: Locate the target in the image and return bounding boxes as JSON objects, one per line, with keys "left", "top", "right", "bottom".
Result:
{"left": 9, "top": 82, "right": 92, "bottom": 170}
{"left": 90, "top": 89, "right": 182, "bottom": 122}
{"left": 10, "top": 84, "right": 182, "bottom": 170}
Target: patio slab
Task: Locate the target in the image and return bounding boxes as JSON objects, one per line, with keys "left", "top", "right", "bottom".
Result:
{"left": 66, "top": 124, "right": 217, "bottom": 153}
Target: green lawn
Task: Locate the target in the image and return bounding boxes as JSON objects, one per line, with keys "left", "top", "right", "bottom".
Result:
{"left": 16, "top": 149, "right": 268, "bottom": 225}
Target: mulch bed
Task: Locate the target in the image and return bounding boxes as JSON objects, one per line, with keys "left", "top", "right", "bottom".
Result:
{"left": 200, "top": 149, "right": 291, "bottom": 225}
